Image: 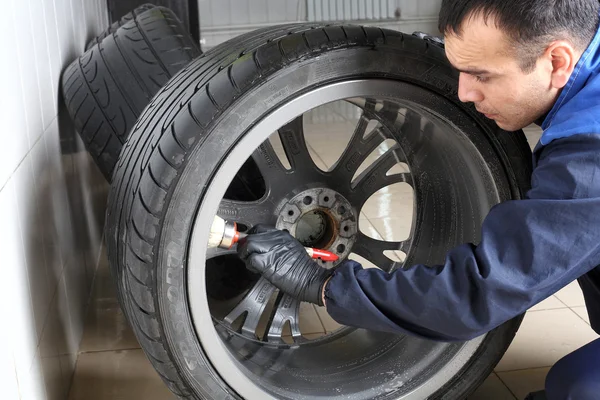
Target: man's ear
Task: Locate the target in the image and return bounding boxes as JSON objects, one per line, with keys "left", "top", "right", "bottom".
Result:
{"left": 546, "top": 40, "right": 579, "bottom": 89}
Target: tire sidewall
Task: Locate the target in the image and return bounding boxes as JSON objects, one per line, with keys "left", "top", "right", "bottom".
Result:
{"left": 152, "top": 43, "right": 528, "bottom": 398}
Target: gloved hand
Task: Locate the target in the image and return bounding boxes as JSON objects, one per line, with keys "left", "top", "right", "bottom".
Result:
{"left": 237, "top": 224, "right": 333, "bottom": 305}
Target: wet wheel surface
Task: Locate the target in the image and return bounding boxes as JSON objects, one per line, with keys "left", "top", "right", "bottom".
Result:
{"left": 106, "top": 23, "right": 532, "bottom": 399}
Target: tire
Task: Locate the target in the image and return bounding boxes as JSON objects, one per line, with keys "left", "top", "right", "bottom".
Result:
{"left": 106, "top": 24, "right": 532, "bottom": 399}
{"left": 85, "top": 3, "right": 156, "bottom": 51}
{"left": 61, "top": 6, "right": 201, "bottom": 181}
{"left": 107, "top": 0, "right": 200, "bottom": 43}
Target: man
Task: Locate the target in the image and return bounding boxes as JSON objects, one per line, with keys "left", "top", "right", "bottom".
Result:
{"left": 237, "top": 0, "right": 600, "bottom": 399}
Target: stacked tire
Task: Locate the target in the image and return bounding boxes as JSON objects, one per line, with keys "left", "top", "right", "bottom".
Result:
{"left": 62, "top": 5, "right": 201, "bottom": 180}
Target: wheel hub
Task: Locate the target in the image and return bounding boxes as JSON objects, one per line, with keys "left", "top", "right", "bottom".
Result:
{"left": 276, "top": 188, "right": 357, "bottom": 266}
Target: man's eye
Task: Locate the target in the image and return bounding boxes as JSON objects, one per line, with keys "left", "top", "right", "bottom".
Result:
{"left": 475, "top": 75, "right": 489, "bottom": 83}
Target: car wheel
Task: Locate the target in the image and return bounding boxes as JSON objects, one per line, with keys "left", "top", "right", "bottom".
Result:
{"left": 106, "top": 23, "right": 532, "bottom": 399}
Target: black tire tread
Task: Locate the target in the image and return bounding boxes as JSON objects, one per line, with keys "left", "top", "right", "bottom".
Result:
{"left": 86, "top": 3, "right": 156, "bottom": 50}
{"left": 61, "top": 6, "right": 201, "bottom": 181}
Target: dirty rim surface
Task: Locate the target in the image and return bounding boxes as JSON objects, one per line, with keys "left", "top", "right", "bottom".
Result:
{"left": 188, "top": 80, "right": 509, "bottom": 399}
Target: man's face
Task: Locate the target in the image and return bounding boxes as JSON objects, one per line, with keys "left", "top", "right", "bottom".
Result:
{"left": 444, "top": 15, "right": 558, "bottom": 131}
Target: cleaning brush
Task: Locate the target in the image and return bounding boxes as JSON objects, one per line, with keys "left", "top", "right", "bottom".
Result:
{"left": 208, "top": 216, "right": 339, "bottom": 261}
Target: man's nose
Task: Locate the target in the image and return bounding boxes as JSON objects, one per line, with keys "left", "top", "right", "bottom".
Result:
{"left": 458, "top": 73, "right": 484, "bottom": 103}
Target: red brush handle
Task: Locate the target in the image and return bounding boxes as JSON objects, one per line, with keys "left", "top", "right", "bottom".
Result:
{"left": 308, "top": 248, "right": 339, "bottom": 262}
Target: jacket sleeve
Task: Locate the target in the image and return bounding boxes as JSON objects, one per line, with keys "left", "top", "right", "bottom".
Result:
{"left": 324, "top": 134, "right": 600, "bottom": 342}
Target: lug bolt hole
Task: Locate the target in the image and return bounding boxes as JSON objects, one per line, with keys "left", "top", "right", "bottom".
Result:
{"left": 343, "top": 226, "right": 349, "bottom": 232}
{"left": 338, "top": 206, "right": 346, "bottom": 215}
{"left": 303, "top": 196, "right": 312, "bottom": 205}
{"left": 288, "top": 210, "right": 294, "bottom": 216}
{"left": 337, "top": 244, "right": 346, "bottom": 253}
{"left": 324, "top": 196, "right": 330, "bottom": 202}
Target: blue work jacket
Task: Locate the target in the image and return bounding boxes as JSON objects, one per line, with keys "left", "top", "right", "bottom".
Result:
{"left": 325, "top": 26, "right": 600, "bottom": 341}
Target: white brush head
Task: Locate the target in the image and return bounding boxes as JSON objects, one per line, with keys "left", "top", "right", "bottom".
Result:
{"left": 208, "top": 215, "right": 226, "bottom": 248}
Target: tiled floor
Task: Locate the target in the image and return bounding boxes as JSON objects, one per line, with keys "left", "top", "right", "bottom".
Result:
{"left": 68, "top": 106, "right": 598, "bottom": 399}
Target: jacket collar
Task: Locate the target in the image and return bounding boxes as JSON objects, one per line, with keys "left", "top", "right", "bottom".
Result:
{"left": 541, "top": 20, "right": 600, "bottom": 132}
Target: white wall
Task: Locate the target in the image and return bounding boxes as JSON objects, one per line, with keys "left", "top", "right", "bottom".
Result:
{"left": 0, "top": 0, "right": 109, "bottom": 398}
{"left": 199, "top": 0, "right": 442, "bottom": 49}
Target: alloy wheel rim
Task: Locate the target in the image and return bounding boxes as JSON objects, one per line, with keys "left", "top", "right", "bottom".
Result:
{"left": 188, "top": 79, "right": 508, "bottom": 399}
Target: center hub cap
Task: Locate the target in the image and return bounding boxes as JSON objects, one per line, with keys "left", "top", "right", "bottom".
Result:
{"left": 276, "top": 188, "right": 357, "bottom": 266}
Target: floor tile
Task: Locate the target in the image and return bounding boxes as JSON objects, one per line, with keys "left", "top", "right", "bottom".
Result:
{"left": 299, "top": 302, "right": 325, "bottom": 335}
{"left": 68, "top": 349, "right": 176, "bottom": 400}
{"left": 468, "top": 373, "right": 516, "bottom": 400}
{"left": 384, "top": 250, "right": 407, "bottom": 263}
{"left": 554, "top": 281, "right": 586, "bottom": 307}
{"left": 359, "top": 218, "right": 383, "bottom": 240}
{"left": 571, "top": 306, "right": 590, "bottom": 324}
{"left": 304, "top": 121, "right": 355, "bottom": 161}
{"left": 307, "top": 144, "right": 358, "bottom": 169}
{"left": 55, "top": 274, "right": 75, "bottom": 393}
{"left": 522, "top": 125, "right": 543, "bottom": 151}
{"left": 40, "top": 294, "right": 68, "bottom": 361}
{"left": 495, "top": 309, "right": 598, "bottom": 372}
{"left": 41, "top": 355, "right": 64, "bottom": 400}
{"left": 63, "top": 256, "right": 89, "bottom": 354}
{"left": 361, "top": 189, "right": 413, "bottom": 220}
{"left": 528, "top": 295, "right": 566, "bottom": 312}
{"left": 348, "top": 252, "right": 379, "bottom": 269}
{"left": 311, "top": 149, "right": 345, "bottom": 171}
{"left": 369, "top": 216, "right": 412, "bottom": 242}
{"left": 307, "top": 146, "right": 328, "bottom": 171}
{"left": 497, "top": 367, "right": 550, "bottom": 400}
{"left": 314, "top": 305, "right": 343, "bottom": 333}
{"left": 78, "top": 263, "right": 140, "bottom": 352}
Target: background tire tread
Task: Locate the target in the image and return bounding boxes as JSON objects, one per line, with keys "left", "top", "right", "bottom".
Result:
{"left": 62, "top": 6, "right": 201, "bottom": 181}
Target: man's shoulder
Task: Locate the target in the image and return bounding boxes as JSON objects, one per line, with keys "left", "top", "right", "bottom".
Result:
{"left": 530, "top": 133, "right": 600, "bottom": 200}
{"left": 540, "top": 73, "right": 600, "bottom": 146}
{"left": 536, "top": 132, "right": 600, "bottom": 158}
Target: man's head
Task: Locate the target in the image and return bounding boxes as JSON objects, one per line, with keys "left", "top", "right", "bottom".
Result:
{"left": 439, "top": 0, "right": 599, "bottom": 131}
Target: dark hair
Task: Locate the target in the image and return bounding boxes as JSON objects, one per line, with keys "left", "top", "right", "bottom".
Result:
{"left": 439, "top": 0, "right": 600, "bottom": 72}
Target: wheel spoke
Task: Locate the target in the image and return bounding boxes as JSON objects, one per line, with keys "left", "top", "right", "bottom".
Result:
{"left": 352, "top": 233, "right": 408, "bottom": 272}
{"left": 349, "top": 145, "right": 412, "bottom": 204}
{"left": 265, "top": 293, "right": 302, "bottom": 343}
{"left": 223, "top": 277, "right": 277, "bottom": 338}
{"left": 330, "top": 102, "right": 389, "bottom": 179}
{"left": 218, "top": 199, "right": 278, "bottom": 229}
{"left": 251, "top": 141, "right": 289, "bottom": 193}
{"left": 331, "top": 124, "right": 388, "bottom": 179}
{"left": 278, "top": 117, "right": 318, "bottom": 173}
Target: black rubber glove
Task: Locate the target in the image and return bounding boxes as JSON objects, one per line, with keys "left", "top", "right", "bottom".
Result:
{"left": 237, "top": 224, "right": 333, "bottom": 305}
